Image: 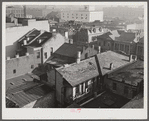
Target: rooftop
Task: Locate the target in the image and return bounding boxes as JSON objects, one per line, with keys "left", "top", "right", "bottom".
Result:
{"left": 6, "top": 73, "right": 39, "bottom": 91}
{"left": 28, "top": 31, "right": 52, "bottom": 47}
{"left": 115, "top": 32, "right": 136, "bottom": 43}
{"left": 57, "top": 56, "right": 99, "bottom": 87}
{"left": 96, "top": 51, "right": 130, "bottom": 75}
{"left": 53, "top": 43, "right": 82, "bottom": 58}
{"left": 108, "top": 60, "right": 144, "bottom": 86}
{"left": 56, "top": 51, "right": 131, "bottom": 86}
{"left": 18, "top": 28, "right": 41, "bottom": 43}
{"left": 6, "top": 83, "right": 52, "bottom": 108}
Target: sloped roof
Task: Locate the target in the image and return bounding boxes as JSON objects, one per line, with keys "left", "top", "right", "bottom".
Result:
{"left": 108, "top": 60, "right": 143, "bottom": 86}
{"left": 54, "top": 43, "right": 82, "bottom": 58}
{"left": 96, "top": 51, "right": 130, "bottom": 75}
{"left": 28, "top": 32, "right": 52, "bottom": 47}
{"left": 56, "top": 56, "right": 99, "bottom": 87}
{"left": 18, "top": 28, "right": 41, "bottom": 43}
{"left": 115, "top": 32, "right": 136, "bottom": 43}
{"left": 6, "top": 83, "right": 52, "bottom": 108}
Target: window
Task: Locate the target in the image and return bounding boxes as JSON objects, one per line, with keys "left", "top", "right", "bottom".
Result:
{"left": 124, "top": 86, "right": 129, "bottom": 95}
{"left": 113, "top": 82, "right": 117, "bottom": 90}
{"left": 81, "top": 17, "right": 83, "bottom": 19}
{"left": 44, "top": 52, "right": 47, "bottom": 59}
{"left": 31, "top": 65, "right": 34, "bottom": 69}
{"left": 37, "top": 52, "right": 40, "bottom": 58}
{"left": 76, "top": 85, "right": 79, "bottom": 96}
{"left": 13, "top": 69, "right": 16, "bottom": 74}
{"left": 85, "top": 53, "right": 88, "bottom": 59}
{"left": 120, "top": 44, "right": 124, "bottom": 51}
{"left": 103, "top": 41, "right": 106, "bottom": 46}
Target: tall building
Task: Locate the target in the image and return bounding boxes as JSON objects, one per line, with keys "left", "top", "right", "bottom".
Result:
{"left": 103, "top": 6, "right": 144, "bottom": 20}
{"left": 61, "top": 5, "right": 103, "bottom": 22}
{"left": 6, "top": 6, "right": 25, "bottom": 18}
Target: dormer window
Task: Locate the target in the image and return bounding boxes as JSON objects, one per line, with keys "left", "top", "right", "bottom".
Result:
{"left": 93, "top": 28, "right": 96, "bottom": 33}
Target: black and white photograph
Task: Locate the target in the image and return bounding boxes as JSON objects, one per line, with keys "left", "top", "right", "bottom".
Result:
{"left": 2, "top": 1, "right": 147, "bottom": 119}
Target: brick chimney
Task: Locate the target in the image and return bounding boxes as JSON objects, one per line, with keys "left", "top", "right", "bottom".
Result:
{"left": 26, "top": 52, "right": 29, "bottom": 56}
{"left": 98, "top": 46, "right": 101, "bottom": 53}
{"left": 76, "top": 51, "right": 81, "bottom": 64}
{"left": 129, "top": 55, "right": 137, "bottom": 62}
{"left": 15, "top": 54, "right": 19, "bottom": 58}
{"left": 24, "top": 40, "right": 27, "bottom": 45}
{"left": 6, "top": 57, "right": 10, "bottom": 60}
{"left": 92, "top": 45, "right": 94, "bottom": 49}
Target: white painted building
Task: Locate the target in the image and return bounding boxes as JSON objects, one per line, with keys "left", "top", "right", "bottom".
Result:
{"left": 61, "top": 5, "right": 103, "bottom": 22}
{"left": 6, "top": 19, "right": 49, "bottom": 58}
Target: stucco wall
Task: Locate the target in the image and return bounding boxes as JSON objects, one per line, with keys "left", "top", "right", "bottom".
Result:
{"left": 6, "top": 53, "right": 41, "bottom": 80}
{"left": 6, "top": 20, "right": 49, "bottom": 58}
{"left": 104, "top": 76, "right": 135, "bottom": 99}
{"left": 42, "top": 33, "right": 65, "bottom": 63}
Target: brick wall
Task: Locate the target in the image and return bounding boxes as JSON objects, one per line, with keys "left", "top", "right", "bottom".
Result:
{"left": 6, "top": 53, "right": 41, "bottom": 80}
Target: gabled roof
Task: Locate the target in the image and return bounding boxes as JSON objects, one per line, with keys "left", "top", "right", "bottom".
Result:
{"left": 97, "top": 30, "right": 120, "bottom": 41}
{"left": 28, "top": 32, "right": 52, "bottom": 47}
{"left": 54, "top": 43, "right": 82, "bottom": 58}
{"left": 108, "top": 60, "right": 143, "bottom": 86}
{"left": 96, "top": 51, "right": 130, "bottom": 75}
{"left": 115, "top": 32, "right": 136, "bottom": 43}
{"left": 56, "top": 56, "right": 99, "bottom": 87}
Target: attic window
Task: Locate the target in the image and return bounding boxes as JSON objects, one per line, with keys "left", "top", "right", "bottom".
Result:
{"left": 89, "top": 29, "right": 92, "bottom": 33}
{"left": 93, "top": 28, "right": 96, "bottom": 33}
{"left": 99, "top": 27, "right": 102, "bottom": 32}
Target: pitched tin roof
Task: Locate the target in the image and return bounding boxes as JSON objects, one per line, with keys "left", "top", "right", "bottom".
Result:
{"left": 28, "top": 31, "right": 52, "bottom": 47}
{"left": 96, "top": 51, "right": 130, "bottom": 75}
{"left": 54, "top": 43, "right": 82, "bottom": 58}
{"left": 56, "top": 56, "right": 99, "bottom": 87}
{"left": 115, "top": 32, "right": 136, "bottom": 43}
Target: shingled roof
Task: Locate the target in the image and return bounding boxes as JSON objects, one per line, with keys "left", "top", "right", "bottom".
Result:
{"left": 56, "top": 51, "right": 131, "bottom": 86}
{"left": 56, "top": 56, "right": 99, "bottom": 87}
{"left": 108, "top": 60, "right": 143, "bottom": 86}
{"left": 96, "top": 51, "right": 130, "bottom": 76}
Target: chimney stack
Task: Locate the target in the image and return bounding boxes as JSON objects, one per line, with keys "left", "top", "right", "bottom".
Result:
{"left": 15, "top": 54, "right": 19, "bottom": 58}
{"left": 6, "top": 57, "right": 10, "bottom": 60}
{"left": 24, "top": 40, "right": 27, "bottom": 45}
{"left": 26, "top": 52, "right": 29, "bottom": 56}
{"left": 92, "top": 45, "right": 94, "bottom": 49}
{"left": 69, "top": 39, "right": 73, "bottom": 44}
{"left": 98, "top": 46, "right": 101, "bottom": 53}
{"left": 129, "top": 55, "right": 137, "bottom": 62}
{"left": 76, "top": 51, "right": 81, "bottom": 64}
{"left": 109, "top": 63, "right": 113, "bottom": 70}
